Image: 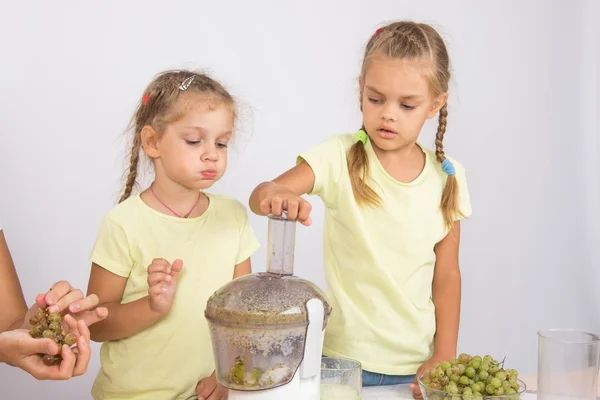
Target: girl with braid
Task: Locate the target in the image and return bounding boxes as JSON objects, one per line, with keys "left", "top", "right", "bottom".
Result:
{"left": 249, "top": 21, "right": 472, "bottom": 397}
{"left": 86, "top": 70, "right": 259, "bottom": 400}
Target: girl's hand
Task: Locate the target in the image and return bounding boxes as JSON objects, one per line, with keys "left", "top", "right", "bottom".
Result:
{"left": 147, "top": 258, "right": 183, "bottom": 316}
{"left": 259, "top": 184, "right": 312, "bottom": 226}
{"left": 0, "top": 319, "right": 92, "bottom": 380}
{"left": 196, "top": 373, "right": 227, "bottom": 400}
{"left": 409, "top": 354, "right": 454, "bottom": 399}
{"left": 22, "top": 281, "right": 108, "bottom": 330}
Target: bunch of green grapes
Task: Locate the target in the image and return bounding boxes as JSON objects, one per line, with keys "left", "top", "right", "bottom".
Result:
{"left": 420, "top": 353, "right": 521, "bottom": 399}
{"left": 28, "top": 307, "right": 77, "bottom": 366}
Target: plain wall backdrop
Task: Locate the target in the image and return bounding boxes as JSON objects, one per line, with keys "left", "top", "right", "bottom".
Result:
{"left": 0, "top": 0, "right": 598, "bottom": 398}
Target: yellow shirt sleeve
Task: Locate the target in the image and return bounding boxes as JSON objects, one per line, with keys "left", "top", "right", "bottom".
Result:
{"left": 451, "top": 158, "right": 473, "bottom": 221}
{"left": 89, "top": 215, "right": 133, "bottom": 278}
{"left": 297, "top": 135, "right": 348, "bottom": 208}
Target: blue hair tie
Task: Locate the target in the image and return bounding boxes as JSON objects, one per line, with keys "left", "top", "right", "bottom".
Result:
{"left": 355, "top": 130, "right": 368, "bottom": 144}
{"left": 441, "top": 159, "right": 456, "bottom": 175}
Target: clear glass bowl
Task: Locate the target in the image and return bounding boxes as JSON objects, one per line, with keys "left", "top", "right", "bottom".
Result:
{"left": 417, "top": 374, "right": 527, "bottom": 400}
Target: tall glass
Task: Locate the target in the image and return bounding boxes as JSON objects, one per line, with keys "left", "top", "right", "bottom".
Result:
{"left": 538, "top": 329, "right": 600, "bottom": 400}
{"left": 320, "top": 357, "right": 361, "bottom": 400}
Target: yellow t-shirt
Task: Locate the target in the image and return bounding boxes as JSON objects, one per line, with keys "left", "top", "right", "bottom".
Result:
{"left": 89, "top": 193, "right": 260, "bottom": 400}
{"left": 298, "top": 134, "right": 472, "bottom": 376}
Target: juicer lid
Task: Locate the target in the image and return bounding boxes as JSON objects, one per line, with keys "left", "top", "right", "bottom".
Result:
{"left": 205, "top": 272, "right": 332, "bottom": 328}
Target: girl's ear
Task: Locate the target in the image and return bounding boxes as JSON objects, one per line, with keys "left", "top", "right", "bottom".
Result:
{"left": 428, "top": 92, "right": 448, "bottom": 119}
{"left": 141, "top": 126, "right": 160, "bottom": 159}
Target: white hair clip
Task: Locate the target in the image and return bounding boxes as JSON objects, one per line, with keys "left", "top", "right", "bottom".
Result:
{"left": 179, "top": 76, "right": 195, "bottom": 91}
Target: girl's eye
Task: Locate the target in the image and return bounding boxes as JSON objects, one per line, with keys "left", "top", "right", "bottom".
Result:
{"left": 185, "top": 140, "right": 200, "bottom": 145}
{"left": 368, "top": 97, "right": 382, "bottom": 104}
{"left": 217, "top": 142, "right": 228, "bottom": 149}
{"left": 401, "top": 104, "right": 415, "bottom": 110}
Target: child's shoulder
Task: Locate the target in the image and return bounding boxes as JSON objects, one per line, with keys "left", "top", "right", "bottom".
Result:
{"left": 419, "top": 145, "right": 467, "bottom": 176}
{"left": 100, "top": 194, "right": 142, "bottom": 224}
{"left": 206, "top": 193, "right": 249, "bottom": 216}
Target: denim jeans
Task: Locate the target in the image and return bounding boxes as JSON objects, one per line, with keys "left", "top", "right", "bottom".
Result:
{"left": 362, "top": 370, "right": 416, "bottom": 387}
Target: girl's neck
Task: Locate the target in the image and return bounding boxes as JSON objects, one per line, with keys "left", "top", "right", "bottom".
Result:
{"left": 141, "top": 176, "right": 209, "bottom": 219}
{"left": 371, "top": 141, "right": 426, "bottom": 184}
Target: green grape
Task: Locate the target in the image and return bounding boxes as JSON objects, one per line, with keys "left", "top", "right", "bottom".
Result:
{"left": 48, "top": 313, "right": 61, "bottom": 324}
{"left": 478, "top": 362, "right": 490, "bottom": 372}
{"left": 495, "top": 371, "right": 506, "bottom": 381}
{"left": 457, "top": 364, "right": 466, "bottom": 375}
{"left": 473, "top": 374, "right": 481, "bottom": 383}
{"left": 441, "top": 361, "right": 451, "bottom": 370}
{"left": 469, "top": 359, "right": 481, "bottom": 370}
{"left": 440, "top": 376, "right": 450, "bottom": 386}
{"left": 463, "top": 395, "right": 476, "bottom": 400}
{"left": 450, "top": 374, "right": 460, "bottom": 383}
{"left": 483, "top": 355, "right": 493, "bottom": 363}
{"left": 42, "top": 330, "right": 55, "bottom": 340}
{"left": 494, "top": 387, "right": 505, "bottom": 396}
{"left": 38, "top": 318, "right": 48, "bottom": 330}
{"left": 49, "top": 322, "right": 61, "bottom": 332}
{"left": 463, "top": 387, "right": 473, "bottom": 395}
{"left": 465, "top": 367, "right": 476, "bottom": 378}
{"left": 474, "top": 393, "right": 483, "bottom": 400}
{"left": 491, "top": 378, "right": 502, "bottom": 389}
{"left": 472, "top": 355, "right": 482, "bottom": 362}
{"left": 459, "top": 376, "right": 470, "bottom": 385}
{"left": 450, "top": 365, "right": 461, "bottom": 375}
{"left": 486, "top": 376, "right": 494, "bottom": 385}
{"left": 478, "top": 371, "right": 489, "bottom": 380}
{"left": 64, "top": 333, "right": 77, "bottom": 346}
{"left": 471, "top": 382, "right": 482, "bottom": 393}
{"left": 458, "top": 353, "right": 471, "bottom": 364}
{"left": 486, "top": 384, "right": 495, "bottom": 395}
{"left": 28, "top": 314, "right": 40, "bottom": 326}
{"left": 489, "top": 365, "right": 500, "bottom": 375}
{"left": 30, "top": 324, "right": 43, "bottom": 337}
{"left": 506, "top": 388, "right": 517, "bottom": 395}
{"left": 502, "top": 380, "right": 511, "bottom": 391}
{"left": 447, "top": 384, "right": 458, "bottom": 395}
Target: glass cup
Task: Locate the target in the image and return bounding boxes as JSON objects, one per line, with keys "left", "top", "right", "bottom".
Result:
{"left": 320, "top": 357, "right": 362, "bottom": 400}
{"left": 538, "top": 329, "right": 600, "bottom": 400}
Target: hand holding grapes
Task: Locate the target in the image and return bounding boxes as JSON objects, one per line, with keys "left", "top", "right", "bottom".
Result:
{"left": 22, "top": 280, "right": 108, "bottom": 331}
{"left": 410, "top": 353, "right": 454, "bottom": 399}
{"left": 147, "top": 258, "right": 183, "bottom": 316}
{"left": 1, "top": 315, "right": 92, "bottom": 380}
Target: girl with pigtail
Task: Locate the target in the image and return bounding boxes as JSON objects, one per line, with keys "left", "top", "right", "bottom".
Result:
{"left": 86, "top": 70, "right": 259, "bottom": 400}
{"left": 249, "top": 21, "right": 472, "bottom": 398}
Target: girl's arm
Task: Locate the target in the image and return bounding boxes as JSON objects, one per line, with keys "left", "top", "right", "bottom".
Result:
{"left": 0, "top": 230, "right": 28, "bottom": 332}
{"left": 86, "top": 263, "right": 164, "bottom": 342}
{"left": 431, "top": 221, "right": 463, "bottom": 360}
{"left": 248, "top": 161, "right": 315, "bottom": 224}
{"left": 233, "top": 258, "right": 252, "bottom": 279}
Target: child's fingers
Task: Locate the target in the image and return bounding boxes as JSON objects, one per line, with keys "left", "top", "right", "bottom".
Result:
{"left": 72, "top": 336, "right": 91, "bottom": 377}
{"left": 48, "top": 288, "right": 84, "bottom": 314}
{"left": 148, "top": 272, "right": 172, "bottom": 286}
{"left": 285, "top": 199, "right": 300, "bottom": 220}
{"left": 56, "top": 344, "right": 77, "bottom": 379}
{"left": 148, "top": 283, "right": 167, "bottom": 296}
{"left": 45, "top": 281, "right": 75, "bottom": 307}
{"left": 63, "top": 314, "right": 80, "bottom": 336}
{"left": 147, "top": 259, "right": 171, "bottom": 274}
{"left": 297, "top": 200, "right": 312, "bottom": 223}
{"left": 270, "top": 196, "right": 285, "bottom": 216}
{"left": 67, "top": 293, "right": 99, "bottom": 313}
{"left": 77, "top": 319, "right": 91, "bottom": 342}
{"left": 169, "top": 260, "right": 183, "bottom": 281}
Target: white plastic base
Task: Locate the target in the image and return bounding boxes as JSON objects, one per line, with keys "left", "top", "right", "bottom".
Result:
{"left": 228, "top": 370, "right": 319, "bottom": 400}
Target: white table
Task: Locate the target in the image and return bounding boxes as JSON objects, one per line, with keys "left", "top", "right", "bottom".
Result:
{"left": 361, "top": 384, "right": 539, "bottom": 399}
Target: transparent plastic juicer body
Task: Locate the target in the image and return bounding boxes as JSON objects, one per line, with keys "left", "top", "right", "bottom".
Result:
{"left": 205, "top": 214, "right": 331, "bottom": 398}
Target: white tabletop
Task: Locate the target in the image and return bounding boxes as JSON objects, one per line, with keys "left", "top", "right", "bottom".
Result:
{"left": 361, "top": 384, "right": 538, "bottom": 399}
